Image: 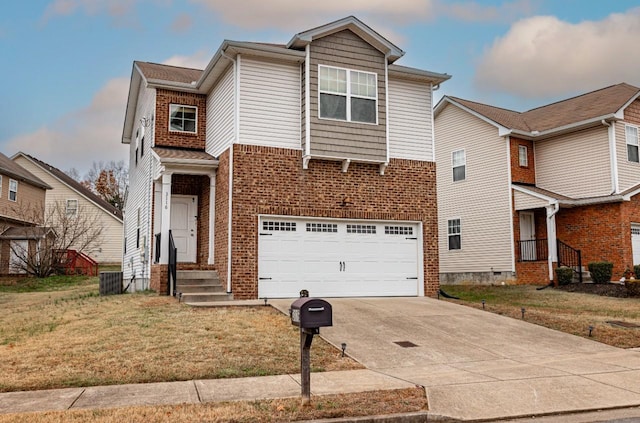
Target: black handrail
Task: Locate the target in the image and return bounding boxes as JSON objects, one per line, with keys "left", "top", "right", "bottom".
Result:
{"left": 516, "top": 239, "right": 548, "bottom": 262}
{"left": 154, "top": 232, "right": 161, "bottom": 263}
{"left": 557, "top": 240, "right": 583, "bottom": 283}
{"left": 168, "top": 230, "right": 177, "bottom": 296}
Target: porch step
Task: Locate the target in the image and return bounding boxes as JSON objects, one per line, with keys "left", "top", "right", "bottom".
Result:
{"left": 174, "top": 269, "right": 231, "bottom": 303}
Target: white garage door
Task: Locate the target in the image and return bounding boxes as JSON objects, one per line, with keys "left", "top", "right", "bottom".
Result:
{"left": 258, "top": 217, "right": 421, "bottom": 298}
{"left": 632, "top": 224, "right": 640, "bottom": 265}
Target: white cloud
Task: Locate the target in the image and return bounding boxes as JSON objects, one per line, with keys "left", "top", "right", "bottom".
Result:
{"left": 43, "top": 0, "right": 133, "bottom": 19}
{"left": 163, "top": 50, "right": 211, "bottom": 70}
{"left": 5, "top": 78, "right": 130, "bottom": 174}
{"left": 170, "top": 13, "right": 193, "bottom": 33}
{"left": 475, "top": 8, "right": 640, "bottom": 99}
{"left": 438, "top": 0, "right": 536, "bottom": 23}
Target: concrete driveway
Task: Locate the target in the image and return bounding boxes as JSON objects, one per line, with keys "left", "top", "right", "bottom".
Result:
{"left": 271, "top": 297, "right": 640, "bottom": 421}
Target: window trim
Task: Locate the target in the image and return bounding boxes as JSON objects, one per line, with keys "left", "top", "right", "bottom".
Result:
{"left": 518, "top": 145, "right": 528, "bottom": 167}
{"left": 452, "top": 149, "right": 466, "bottom": 182}
{"left": 447, "top": 218, "right": 461, "bottom": 251}
{"left": 169, "top": 104, "right": 198, "bottom": 134}
{"left": 317, "top": 64, "right": 378, "bottom": 125}
{"left": 66, "top": 199, "right": 79, "bottom": 217}
{"left": 8, "top": 179, "right": 17, "bottom": 202}
{"left": 626, "top": 124, "right": 639, "bottom": 163}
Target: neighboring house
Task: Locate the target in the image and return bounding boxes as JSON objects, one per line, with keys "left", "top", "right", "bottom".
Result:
{"left": 12, "top": 153, "right": 124, "bottom": 264}
{"left": 0, "top": 152, "right": 51, "bottom": 274}
{"left": 121, "top": 16, "right": 449, "bottom": 299}
{"left": 434, "top": 83, "right": 640, "bottom": 285}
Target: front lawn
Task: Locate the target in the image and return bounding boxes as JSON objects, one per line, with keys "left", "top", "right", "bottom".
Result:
{"left": 441, "top": 284, "right": 640, "bottom": 348}
{"left": 0, "top": 276, "right": 360, "bottom": 392}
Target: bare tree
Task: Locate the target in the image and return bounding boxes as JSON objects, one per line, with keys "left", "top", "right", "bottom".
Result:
{"left": 66, "top": 161, "right": 128, "bottom": 211}
{"left": 7, "top": 201, "right": 104, "bottom": 277}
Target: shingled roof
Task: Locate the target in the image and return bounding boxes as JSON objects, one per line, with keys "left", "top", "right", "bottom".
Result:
{"left": 447, "top": 83, "right": 640, "bottom": 134}
{"left": 15, "top": 153, "right": 123, "bottom": 221}
{"left": 135, "top": 61, "right": 203, "bottom": 85}
{"left": 0, "top": 152, "right": 50, "bottom": 190}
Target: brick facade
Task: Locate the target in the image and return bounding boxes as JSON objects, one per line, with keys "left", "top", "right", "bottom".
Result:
{"left": 155, "top": 89, "right": 207, "bottom": 150}
{"left": 222, "top": 144, "right": 440, "bottom": 299}
{"left": 510, "top": 137, "right": 535, "bottom": 185}
{"left": 625, "top": 99, "right": 640, "bottom": 125}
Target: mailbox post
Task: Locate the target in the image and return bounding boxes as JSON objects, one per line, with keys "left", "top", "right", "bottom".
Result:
{"left": 290, "top": 297, "right": 332, "bottom": 405}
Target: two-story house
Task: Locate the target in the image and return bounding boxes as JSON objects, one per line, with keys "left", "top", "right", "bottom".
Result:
{"left": 0, "top": 152, "right": 52, "bottom": 274}
{"left": 12, "top": 153, "right": 123, "bottom": 265}
{"left": 435, "top": 83, "right": 640, "bottom": 285}
{"left": 121, "top": 16, "right": 449, "bottom": 299}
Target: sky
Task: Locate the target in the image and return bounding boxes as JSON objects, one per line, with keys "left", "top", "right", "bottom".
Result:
{"left": 1, "top": 0, "right": 640, "bottom": 176}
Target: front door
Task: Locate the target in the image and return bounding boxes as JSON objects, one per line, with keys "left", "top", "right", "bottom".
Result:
{"left": 171, "top": 195, "right": 197, "bottom": 263}
{"left": 519, "top": 212, "right": 536, "bottom": 261}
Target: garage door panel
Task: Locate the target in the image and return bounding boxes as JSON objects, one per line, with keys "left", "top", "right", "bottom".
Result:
{"left": 258, "top": 217, "right": 420, "bottom": 298}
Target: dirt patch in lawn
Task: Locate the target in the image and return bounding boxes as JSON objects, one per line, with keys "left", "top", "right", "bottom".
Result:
{"left": 441, "top": 284, "right": 640, "bottom": 349}
{"left": 0, "top": 282, "right": 361, "bottom": 393}
{"left": 0, "top": 388, "right": 427, "bottom": 423}
{"left": 556, "top": 282, "right": 629, "bottom": 298}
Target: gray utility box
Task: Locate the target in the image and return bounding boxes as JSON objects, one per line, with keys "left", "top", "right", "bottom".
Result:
{"left": 290, "top": 298, "right": 332, "bottom": 329}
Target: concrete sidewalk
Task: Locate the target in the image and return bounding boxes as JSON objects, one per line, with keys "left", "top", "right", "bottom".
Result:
{"left": 0, "top": 369, "right": 415, "bottom": 415}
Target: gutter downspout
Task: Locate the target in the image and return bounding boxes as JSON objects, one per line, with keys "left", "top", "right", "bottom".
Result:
{"left": 222, "top": 50, "right": 238, "bottom": 294}
{"left": 603, "top": 119, "right": 619, "bottom": 194}
{"left": 546, "top": 201, "right": 560, "bottom": 281}
{"left": 506, "top": 137, "right": 516, "bottom": 275}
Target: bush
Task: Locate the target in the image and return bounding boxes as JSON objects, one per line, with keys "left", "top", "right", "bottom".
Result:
{"left": 634, "top": 265, "right": 640, "bottom": 278}
{"left": 555, "top": 266, "right": 574, "bottom": 285}
{"left": 626, "top": 279, "right": 640, "bottom": 297}
{"left": 588, "top": 262, "right": 613, "bottom": 284}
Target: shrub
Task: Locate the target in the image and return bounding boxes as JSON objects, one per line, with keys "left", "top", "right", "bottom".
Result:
{"left": 626, "top": 279, "right": 640, "bottom": 297}
{"left": 588, "top": 262, "right": 613, "bottom": 284}
{"left": 555, "top": 266, "right": 574, "bottom": 285}
{"left": 634, "top": 265, "right": 640, "bottom": 278}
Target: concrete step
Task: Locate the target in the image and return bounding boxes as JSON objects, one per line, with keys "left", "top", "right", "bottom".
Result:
{"left": 176, "top": 270, "right": 220, "bottom": 281}
{"left": 177, "top": 284, "right": 225, "bottom": 294}
{"left": 181, "top": 292, "right": 234, "bottom": 303}
{"left": 177, "top": 278, "right": 221, "bottom": 287}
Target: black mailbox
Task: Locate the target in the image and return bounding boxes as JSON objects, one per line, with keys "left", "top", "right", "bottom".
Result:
{"left": 290, "top": 298, "right": 332, "bottom": 329}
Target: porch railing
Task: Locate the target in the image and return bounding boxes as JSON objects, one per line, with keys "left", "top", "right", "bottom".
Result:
{"left": 516, "top": 239, "right": 548, "bottom": 262}
{"left": 154, "top": 232, "right": 161, "bottom": 263}
{"left": 168, "top": 230, "right": 177, "bottom": 296}
{"left": 557, "top": 240, "right": 582, "bottom": 283}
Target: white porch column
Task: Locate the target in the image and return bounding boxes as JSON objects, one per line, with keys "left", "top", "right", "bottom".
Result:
{"left": 546, "top": 204, "right": 558, "bottom": 280}
{"left": 208, "top": 172, "right": 216, "bottom": 265}
{"left": 159, "top": 173, "right": 172, "bottom": 265}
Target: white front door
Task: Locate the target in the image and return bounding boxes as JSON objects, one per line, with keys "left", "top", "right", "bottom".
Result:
{"left": 171, "top": 195, "right": 197, "bottom": 263}
{"left": 258, "top": 217, "right": 421, "bottom": 298}
{"left": 519, "top": 211, "right": 536, "bottom": 261}
{"left": 632, "top": 224, "right": 640, "bottom": 265}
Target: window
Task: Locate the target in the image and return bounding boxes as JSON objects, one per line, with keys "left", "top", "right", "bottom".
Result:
{"left": 8, "top": 179, "right": 17, "bottom": 202}
{"left": 169, "top": 104, "right": 197, "bottom": 133}
{"left": 262, "top": 221, "right": 296, "bottom": 231}
{"left": 346, "top": 224, "right": 376, "bottom": 234}
{"left": 518, "top": 145, "right": 528, "bottom": 167}
{"left": 135, "top": 128, "right": 139, "bottom": 166}
{"left": 626, "top": 125, "right": 639, "bottom": 162}
{"left": 66, "top": 199, "right": 78, "bottom": 217}
{"left": 452, "top": 150, "right": 466, "bottom": 182}
{"left": 136, "top": 208, "right": 141, "bottom": 249}
{"left": 319, "top": 65, "right": 377, "bottom": 124}
{"left": 448, "top": 219, "right": 461, "bottom": 250}
{"left": 306, "top": 223, "right": 338, "bottom": 233}
{"left": 385, "top": 226, "right": 413, "bottom": 235}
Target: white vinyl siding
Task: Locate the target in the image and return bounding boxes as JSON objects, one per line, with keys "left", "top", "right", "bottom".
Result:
{"left": 121, "top": 81, "right": 156, "bottom": 281}
{"left": 388, "top": 78, "right": 433, "bottom": 161}
{"left": 206, "top": 65, "right": 235, "bottom": 157}
{"left": 513, "top": 190, "right": 549, "bottom": 211}
{"left": 618, "top": 120, "right": 640, "bottom": 191}
{"left": 435, "top": 104, "right": 513, "bottom": 273}
{"left": 238, "top": 57, "right": 301, "bottom": 150}
{"left": 12, "top": 156, "right": 124, "bottom": 264}
{"left": 535, "top": 126, "right": 610, "bottom": 198}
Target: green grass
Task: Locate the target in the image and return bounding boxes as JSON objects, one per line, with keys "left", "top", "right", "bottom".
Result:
{"left": 0, "top": 274, "right": 98, "bottom": 293}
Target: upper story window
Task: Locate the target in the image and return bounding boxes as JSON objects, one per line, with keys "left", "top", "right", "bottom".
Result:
{"left": 518, "top": 145, "right": 528, "bottom": 167}
{"left": 448, "top": 218, "right": 461, "bottom": 250}
{"left": 626, "top": 125, "right": 639, "bottom": 163}
{"left": 66, "top": 199, "right": 78, "bottom": 217}
{"left": 319, "top": 65, "right": 377, "bottom": 124}
{"left": 8, "top": 179, "right": 17, "bottom": 202}
{"left": 169, "top": 104, "right": 197, "bottom": 133}
{"left": 452, "top": 149, "right": 466, "bottom": 182}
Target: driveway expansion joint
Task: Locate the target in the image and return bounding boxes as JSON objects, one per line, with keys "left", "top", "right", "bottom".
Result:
{"left": 67, "top": 388, "right": 85, "bottom": 410}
